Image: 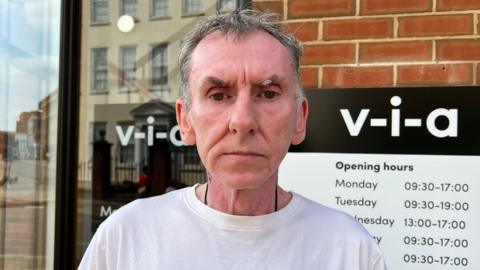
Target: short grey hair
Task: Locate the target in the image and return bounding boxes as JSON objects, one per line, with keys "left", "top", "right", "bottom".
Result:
{"left": 178, "top": 9, "right": 304, "bottom": 110}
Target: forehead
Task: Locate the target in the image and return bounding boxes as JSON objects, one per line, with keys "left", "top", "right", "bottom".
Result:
{"left": 189, "top": 30, "right": 294, "bottom": 82}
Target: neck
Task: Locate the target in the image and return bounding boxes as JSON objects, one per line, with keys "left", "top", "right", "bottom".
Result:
{"left": 195, "top": 173, "right": 292, "bottom": 216}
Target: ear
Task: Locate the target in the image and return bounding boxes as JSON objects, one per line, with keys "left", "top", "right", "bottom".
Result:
{"left": 175, "top": 99, "right": 196, "bottom": 145}
{"left": 291, "top": 98, "right": 308, "bottom": 145}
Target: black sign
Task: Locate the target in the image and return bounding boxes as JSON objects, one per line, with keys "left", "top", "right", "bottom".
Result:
{"left": 291, "top": 87, "right": 480, "bottom": 155}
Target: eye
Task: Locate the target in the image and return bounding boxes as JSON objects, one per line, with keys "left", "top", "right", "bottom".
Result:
{"left": 261, "top": 90, "right": 278, "bottom": 99}
{"left": 211, "top": 92, "right": 225, "bottom": 101}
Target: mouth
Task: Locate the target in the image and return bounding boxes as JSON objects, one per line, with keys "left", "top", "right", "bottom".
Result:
{"left": 224, "top": 151, "right": 264, "bottom": 156}
{"left": 222, "top": 151, "right": 265, "bottom": 161}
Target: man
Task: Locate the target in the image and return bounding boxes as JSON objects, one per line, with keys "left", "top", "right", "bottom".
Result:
{"left": 79, "top": 10, "right": 386, "bottom": 270}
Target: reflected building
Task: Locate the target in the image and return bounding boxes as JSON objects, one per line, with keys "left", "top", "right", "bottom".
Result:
{"left": 78, "top": 1, "right": 242, "bottom": 190}
{"left": 76, "top": 1, "right": 244, "bottom": 256}
{"left": 15, "top": 111, "right": 41, "bottom": 160}
{"left": 0, "top": 94, "right": 57, "bottom": 269}
{"left": 38, "top": 90, "right": 58, "bottom": 162}
{"left": 0, "top": 131, "right": 15, "bottom": 183}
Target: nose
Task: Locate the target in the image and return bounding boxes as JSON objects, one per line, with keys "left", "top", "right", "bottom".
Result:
{"left": 228, "top": 93, "right": 258, "bottom": 136}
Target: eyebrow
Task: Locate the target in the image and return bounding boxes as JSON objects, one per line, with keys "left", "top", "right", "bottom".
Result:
{"left": 257, "top": 75, "right": 288, "bottom": 86}
{"left": 201, "top": 74, "right": 288, "bottom": 88}
{"left": 202, "top": 76, "right": 229, "bottom": 87}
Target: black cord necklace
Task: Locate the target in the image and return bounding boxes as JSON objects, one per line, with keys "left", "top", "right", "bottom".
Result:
{"left": 204, "top": 183, "right": 278, "bottom": 212}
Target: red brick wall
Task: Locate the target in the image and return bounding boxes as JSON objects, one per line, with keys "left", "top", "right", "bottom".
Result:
{"left": 253, "top": 0, "right": 480, "bottom": 88}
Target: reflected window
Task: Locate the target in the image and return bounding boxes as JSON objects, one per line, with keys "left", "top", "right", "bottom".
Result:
{"left": 182, "top": 0, "right": 202, "bottom": 15}
{"left": 120, "top": 0, "right": 138, "bottom": 17}
{"left": 119, "top": 46, "right": 137, "bottom": 90}
{"left": 218, "top": 0, "right": 237, "bottom": 12}
{"left": 92, "top": 48, "right": 109, "bottom": 91}
{"left": 151, "top": 0, "right": 169, "bottom": 18}
{"left": 91, "top": 0, "right": 109, "bottom": 23}
{"left": 116, "top": 122, "right": 135, "bottom": 163}
{"left": 150, "top": 44, "right": 168, "bottom": 86}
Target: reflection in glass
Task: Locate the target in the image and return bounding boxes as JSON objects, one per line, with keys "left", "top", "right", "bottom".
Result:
{"left": 182, "top": 0, "right": 203, "bottom": 15}
{"left": 151, "top": 0, "right": 169, "bottom": 18}
{"left": 119, "top": 45, "right": 137, "bottom": 89}
{"left": 218, "top": 0, "right": 237, "bottom": 12}
{"left": 91, "top": 48, "right": 108, "bottom": 91}
{"left": 91, "top": 0, "right": 109, "bottom": 24}
{"left": 120, "top": 0, "right": 138, "bottom": 17}
{"left": 0, "top": 0, "right": 60, "bottom": 269}
{"left": 150, "top": 44, "right": 168, "bottom": 86}
{"left": 76, "top": 0, "right": 248, "bottom": 266}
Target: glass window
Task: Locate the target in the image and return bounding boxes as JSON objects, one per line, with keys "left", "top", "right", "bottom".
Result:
{"left": 151, "top": 0, "right": 169, "bottom": 17}
{"left": 91, "top": 48, "right": 108, "bottom": 91}
{"left": 91, "top": 122, "right": 107, "bottom": 143}
{"left": 218, "top": 0, "right": 237, "bottom": 12}
{"left": 119, "top": 46, "right": 137, "bottom": 89}
{"left": 120, "top": 0, "right": 137, "bottom": 17}
{"left": 182, "top": 0, "right": 202, "bottom": 15}
{"left": 150, "top": 44, "right": 168, "bottom": 86}
{"left": 116, "top": 122, "right": 134, "bottom": 163}
{"left": 76, "top": 1, "right": 225, "bottom": 266}
{"left": 0, "top": 0, "right": 60, "bottom": 269}
{"left": 91, "top": 0, "right": 109, "bottom": 23}
{"left": 88, "top": 121, "right": 107, "bottom": 159}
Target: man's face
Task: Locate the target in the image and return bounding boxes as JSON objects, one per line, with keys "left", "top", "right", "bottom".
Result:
{"left": 176, "top": 30, "right": 308, "bottom": 190}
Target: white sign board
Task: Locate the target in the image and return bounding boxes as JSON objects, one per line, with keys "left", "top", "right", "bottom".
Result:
{"left": 280, "top": 153, "right": 479, "bottom": 269}
{"left": 281, "top": 87, "right": 480, "bottom": 269}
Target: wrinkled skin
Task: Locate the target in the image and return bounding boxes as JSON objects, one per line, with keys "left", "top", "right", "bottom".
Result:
{"left": 176, "top": 30, "right": 308, "bottom": 215}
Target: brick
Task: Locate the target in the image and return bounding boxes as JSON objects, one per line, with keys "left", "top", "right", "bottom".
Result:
{"left": 397, "top": 64, "right": 473, "bottom": 86}
{"left": 437, "top": 0, "right": 480, "bottom": 11}
{"left": 301, "top": 43, "right": 355, "bottom": 65}
{"left": 359, "top": 41, "right": 432, "bottom": 62}
{"left": 300, "top": 67, "right": 319, "bottom": 88}
{"left": 398, "top": 15, "right": 473, "bottom": 37}
{"left": 361, "top": 0, "right": 431, "bottom": 15}
{"left": 477, "top": 64, "right": 480, "bottom": 85}
{"left": 283, "top": 21, "right": 319, "bottom": 42}
{"left": 322, "top": 66, "right": 393, "bottom": 88}
{"left": 323, "top": 18, "right": 393, "bottom": 40}
{"left": 437, "top": 39, "right": 480, "bottom": 60}
{"left": 288, "top": 0, "right": 354, "bottom": 19}
{"left": 253, "top": 1, "right": 284, "bottom": 18}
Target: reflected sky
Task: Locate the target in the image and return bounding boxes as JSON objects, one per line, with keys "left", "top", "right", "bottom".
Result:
{"left": 0, "top": 0, "right": 60, "bottom": 131}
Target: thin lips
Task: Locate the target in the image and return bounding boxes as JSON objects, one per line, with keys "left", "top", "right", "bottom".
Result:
{"left": 225, "top": 151, "right": 263, "bottom": 156}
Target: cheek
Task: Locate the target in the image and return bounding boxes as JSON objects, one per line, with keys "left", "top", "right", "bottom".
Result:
{"left": 268, "top": 110, "right": 297, "bottom": 138}
{"left": 190, "top": 111, "right": 228, "bottom": 159}
{"left": 263, "top": 114, "right": 296, "bottom": 156}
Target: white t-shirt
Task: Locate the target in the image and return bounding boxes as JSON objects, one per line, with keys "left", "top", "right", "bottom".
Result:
{"left": 78, "top": 185, "right": 386, "bottom": 270}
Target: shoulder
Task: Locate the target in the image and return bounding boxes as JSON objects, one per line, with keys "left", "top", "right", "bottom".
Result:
{"left": 99, "top": 187, "right": 188, "bottom": 232}
{"left": 78, "top": 188, "right": 192, "bottom": 269}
